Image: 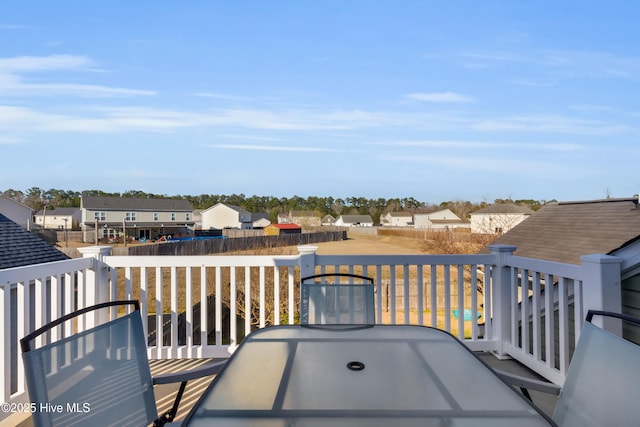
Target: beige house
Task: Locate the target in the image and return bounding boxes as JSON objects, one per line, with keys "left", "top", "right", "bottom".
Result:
{"left": 81, "top": 195, "right": 195, "bottom": 242}
{"left": 414, "top": 209, "right": 470, "bottom": 231}
{"left": 380, "top": 212, "right": 413, "bottom": 227}
{"left": 201, "top": 203, "right": 253, "bottom": 230}
{"left": 34, "top": 207, "right": 81, "bottom": 230}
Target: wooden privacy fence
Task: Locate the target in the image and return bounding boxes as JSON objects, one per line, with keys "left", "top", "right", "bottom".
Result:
{"left": 120, "top": 231, "right": 347, "bottom": 256}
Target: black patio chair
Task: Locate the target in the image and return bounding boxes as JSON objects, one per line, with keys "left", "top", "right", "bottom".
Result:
{"left": 20, "top": 300, "right": 225, "bottom": 427}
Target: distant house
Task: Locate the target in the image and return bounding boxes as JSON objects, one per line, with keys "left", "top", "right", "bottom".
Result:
{"left": 0, "top": 195, "right": 33, "bottom": 230}
{"left": 470, "top": 203, "right": 533, "bottom": 234}
{"left": 321, "top": 214, "right": 336, "bottom": 226}
{"left": 484, "top": 197, "right": 640, "bottom": 323}
{"left": 334, "top": 215, "right": 374, "bottom": 227}
{"left": 414, "top": 209, "right": 470, "bottom": 231}
{"left": 264, "top": 223, "right": 302, "bottom": 236}
{"left": 252, "top": 213, "right": 271, "bottom": 229}
{"left": 288, "top": 211, "right": 322, "bottom": 228}
{"left": 81, "top": 195, "right": 195, "bottom": 242}
{"left": 380, "top": 212, "right": 413, "bottom": 227}
{"left": 34, "top": 207, "right": 81, "bottom": 230}
{"left": 201, "top": 203, "right": 253, "bottom": 230}
{"left": 0, "top": 214, "right": 68, "bottom": 270}
{"left": 192, "top": 209, "right": 204, "bottom": 230}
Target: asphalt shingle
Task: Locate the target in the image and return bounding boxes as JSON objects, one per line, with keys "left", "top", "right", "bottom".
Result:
{"left": 0, "top": 214, "right": 69, "bottom": 269}
{"left": 485, "top": 198, "right": 640, "bottom": 264}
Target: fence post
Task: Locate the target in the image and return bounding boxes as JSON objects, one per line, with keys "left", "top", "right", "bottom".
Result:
{"left": 297, "top": 245, "right": 318, "bottom": 280}
{"left": 488, "top": 244, "right": 517, "bottom": 357}
{"left": 78, "top": 246, "right": 112, "bottom": 327}
{"left": 579, "top": 254, "right": 623, "bottom": 333}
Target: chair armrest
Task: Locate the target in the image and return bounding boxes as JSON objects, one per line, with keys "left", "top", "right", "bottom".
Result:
{"left": 495, "top": 369, "right": 561, "bottom": 395}
{"left": 153, "top": 360, "right": 226, "bottom": 385}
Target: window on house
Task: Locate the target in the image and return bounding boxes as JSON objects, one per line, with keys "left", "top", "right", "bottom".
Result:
{"left": 153, "top": 212, "right": 159, "bottom": 221}
{"left": 125, "top": 212, "right": 137, "bottom": 221}
{"left": 171, "top": 213, "right": 176, "bottom": 221}
{"left": 94, "top": 211, "right": 106, "bottom": 221}
{"left": 186, "top": 213, "right": 191, "bottom": 221}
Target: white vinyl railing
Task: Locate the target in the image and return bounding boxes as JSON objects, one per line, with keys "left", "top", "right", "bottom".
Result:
{"left": 0, "top": 244, "right": 623, "bottom": 419}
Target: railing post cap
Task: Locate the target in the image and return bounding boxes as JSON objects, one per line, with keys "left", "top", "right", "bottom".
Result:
{"left": 487, "top": 244, "right": 517, "bottom": 253}
{"left": 297, "top": 245, "right": 318, "bottom": 254}
{"left": 580, "top": 253, "right": 623, "bottom": 264}
{"left": 78, "top": 246, "right": 113, "bottom": 257}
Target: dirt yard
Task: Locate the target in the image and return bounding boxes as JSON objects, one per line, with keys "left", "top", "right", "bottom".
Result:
{"left": 314, "top": 231, "right": 426, "bottom": 255}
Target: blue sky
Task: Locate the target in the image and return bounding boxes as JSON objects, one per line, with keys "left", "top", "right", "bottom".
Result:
{"left": 1, "top": 1, "right": 639, "bottom": 203}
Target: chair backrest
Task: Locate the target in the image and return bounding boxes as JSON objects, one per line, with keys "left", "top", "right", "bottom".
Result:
{"left": 552, "top": 310, "right": 640, "bottom": 427}
{"left": 20, "top": 301, "right": 157, "bottom": 427}
{"left": 300, "top": 273, "right": 375, "bottom": 325}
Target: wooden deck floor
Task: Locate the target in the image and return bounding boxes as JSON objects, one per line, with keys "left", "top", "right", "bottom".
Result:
{"left": 8, "top": 358, "right": 221, "bottom": 427}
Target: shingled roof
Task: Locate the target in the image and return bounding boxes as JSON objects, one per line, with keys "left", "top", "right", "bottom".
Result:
{"left": 485, "top": 198, "right": 640, "bottom": 264}
{"left": 81, "top": 195, "right": 193, "bottom": 211}
{"left": 0, "top": 214, "right": 69, "bottom": 269}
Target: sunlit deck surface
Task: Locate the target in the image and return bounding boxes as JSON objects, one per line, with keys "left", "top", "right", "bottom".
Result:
{"left": 13, "top": 354, "right": 557, "bottom": 426}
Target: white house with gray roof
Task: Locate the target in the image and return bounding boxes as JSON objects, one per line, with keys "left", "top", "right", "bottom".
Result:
{"left": 470, "top": 203, "right": 533, "bottom": 234}
{"left": 334, "top": 214, "right": 374, "bottom": 227}
{"left": 80, "top": 195, "right": 195, "bottom": 242}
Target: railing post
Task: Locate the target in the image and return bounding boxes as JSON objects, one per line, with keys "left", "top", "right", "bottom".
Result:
{"left": 488, "top": 244, "right": 517, "bottom": 357}
{"left": 297, "top": 245, "right": 318, "bottom": 280}
{"left": 579, "top": 254, "right": 623, "bottom": 333}
{"left": 78, "top": 246, "right": 112, "bottom": 327}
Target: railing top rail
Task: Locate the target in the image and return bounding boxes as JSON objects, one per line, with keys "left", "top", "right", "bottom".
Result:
{"left": 315, "top": 253, "right": 496, "bottom": 266}
{"left": 104, "top": 254, "right": 300, "bottom": 268}
{"left": 0, "top": 257, "right": 94, "bottom": 285}
{"left": 506, "top": 255, "right": 584, "bottom": 280}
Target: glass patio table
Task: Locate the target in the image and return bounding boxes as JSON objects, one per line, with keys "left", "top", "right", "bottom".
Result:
{"left": 183, "top": 325, "right": 554, "bottom": 426}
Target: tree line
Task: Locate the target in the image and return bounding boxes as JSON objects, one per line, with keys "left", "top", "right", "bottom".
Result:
{"left": 2, "top": 187, "right": 553, "bottom": 224}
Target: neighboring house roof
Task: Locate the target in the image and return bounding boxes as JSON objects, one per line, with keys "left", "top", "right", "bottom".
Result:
{"left": 386, "top": 212, "right": 413, "bottom": 217}
{"left": 35, "top": 207, "right": 80, "bottom": 216}
{"left": 0, "top": 214, "right": 69, "bottom": 269}
{"left": 251, "top": 212, "right": 270, "bottom": 221}
{"left": 81, "top": 195, "right": 193, "bottom": 211}
{"left": 485, "top": 198, "right": 640, "bottom": 264}
{"left": 270, "top": 223, "right": 302, "bottom": 230}
{"left": 471, "top": 204, "right": 534, "bottom": 215}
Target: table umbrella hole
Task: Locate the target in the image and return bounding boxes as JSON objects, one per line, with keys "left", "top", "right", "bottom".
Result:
{"left": 347, "top": 361, "right": 365, "bottom": 371}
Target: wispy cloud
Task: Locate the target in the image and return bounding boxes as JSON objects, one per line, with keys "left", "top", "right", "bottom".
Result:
{"left": 383, "top": 153, "right": 573, "bottom": 176}
{"left": 459, "top": 49, "right": 640, "bottom": 80}
{"left": 208, "top": 143, "right": 339, "bottom": 153}
{"left": 0, "top": 54, "right": 154, "bottom": 98}
{"left": 0, "top": 54, "right": 96, "bottom": 72}
{"left": 472, "top": 115, "right": 632, "bottom": 135}
{"left": 406, "top": 92, "right": 474, "bottom": 103}
{"left": 219, "top": 133, "right": 284, "bottom": 142}
{"left": 373, "top": 139, "right": 585, "bottom": 152}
